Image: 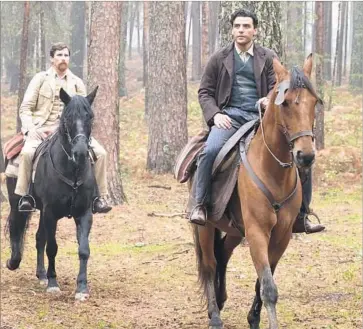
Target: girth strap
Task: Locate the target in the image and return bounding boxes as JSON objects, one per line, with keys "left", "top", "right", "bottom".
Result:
{"left": 240, "top": 142, "right": 299, "bottom": 213}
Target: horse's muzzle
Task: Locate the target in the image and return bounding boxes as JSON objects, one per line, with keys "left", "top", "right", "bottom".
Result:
{"left": 294, "top": 150, "right": 315, "bottom": 169}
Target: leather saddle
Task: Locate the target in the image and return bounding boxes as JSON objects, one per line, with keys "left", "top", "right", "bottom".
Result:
{"left": 175, "top": 119, "right": 259, "bottom": 223}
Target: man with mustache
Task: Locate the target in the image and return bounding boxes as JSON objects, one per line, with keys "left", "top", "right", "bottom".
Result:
{"left": 16, "top": 42, "right": 112, "bottom": 214}
{"left": 190, "top": 9, "right": 325, "bottom": 234}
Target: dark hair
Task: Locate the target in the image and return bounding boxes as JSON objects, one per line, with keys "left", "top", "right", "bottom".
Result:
{"left": 50, "top": 43, "right": 70, "bottom": 58}
{"left": 230, "top": 9, "right": 258, "bottom": 28}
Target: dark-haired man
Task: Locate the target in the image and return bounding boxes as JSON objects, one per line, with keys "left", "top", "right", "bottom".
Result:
{"left": 16, "top": 42, "right": 112, "bottom": 214}
{"left": 190, "top": 9, "right": 325, "bottom": 234}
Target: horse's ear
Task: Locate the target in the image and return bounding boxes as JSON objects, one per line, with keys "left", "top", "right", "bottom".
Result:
{"left": 60, "top": 88, "right": 71, "bottom": 105}
{"left": 273, "top": 58, "right": 286, "bottom": 81}
{"left": 303, "top": 53, "right": 313, "bottom": 77}
{"left": 86, "top": 86, "right": 98, "bottom": 106}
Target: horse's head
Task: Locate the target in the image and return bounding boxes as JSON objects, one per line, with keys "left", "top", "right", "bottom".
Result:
{"left": 59, "top": 87, "right": 98, "bottom": 167}
{"left": 272, "top": 55, "right": 322, "bottom": 169}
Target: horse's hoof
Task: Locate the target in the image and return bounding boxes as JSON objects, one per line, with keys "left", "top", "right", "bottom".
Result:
{"left": 46, "top": 286, "right": 61, "bottom": 293}
{"left": 39, "top": 279, "right": 48, "bottom": 286}
{"left": 75, "top": 292, "right": 89, "bottom": 301}
{"left": 209, "top": 315, "right": 223, "bottom": 329}
{"left": 6, "top": 259, "right": 19, "bottom": 271}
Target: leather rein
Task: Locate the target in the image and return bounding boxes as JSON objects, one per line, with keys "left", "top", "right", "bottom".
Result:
{"left": 241, "top": 80, "right": 314, "bottom": 213}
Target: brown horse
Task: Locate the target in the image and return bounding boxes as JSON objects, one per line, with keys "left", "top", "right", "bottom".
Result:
{"left": 192, "top": 55, "right": 321, "bottom": 329}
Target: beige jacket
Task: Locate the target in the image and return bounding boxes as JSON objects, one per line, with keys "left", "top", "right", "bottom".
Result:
{"left": 19, "top": 67, "right": 86, "bottom": 134}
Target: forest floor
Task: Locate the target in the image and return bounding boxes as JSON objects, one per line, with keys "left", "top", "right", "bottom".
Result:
{"left": 1, "top": 57, "right": 362, "bottom": 329}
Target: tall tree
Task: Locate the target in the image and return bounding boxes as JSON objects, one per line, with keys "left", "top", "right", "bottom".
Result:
{"left": 119, "top": 1, "right": 128, "bottom": 97}
{"left": 88, "top": 2, "right": 125, "bottom": 204}
{"left": 314, "top": 1, "right": 325, "bottom": 150}
{"left": 336, "top": 1, "right": 347, "bottom": 86}
{"left": 128, "top": 2, "right": 136, "bottom": 60}
{"left": 70, "top": 1, "right": 85, "bottom": 79}
{"left": 191, "top": 1, "right": 202, "bottom": 81}
{"left": 208, "top": 1, "right": 219, "bottom": 54}
{"left": 147, "top": 2, "right": 188, "bottom": 173}
{"left": 350, "top": 1, "right": 363, "bottom": 90}
{"left": 143, "top": 1, "right": 149, "bottom": 118}
{"left": 17, "top": 1, "right": 30, "bottom": 133}
{"left": 323, "top": 1, "right": 332, "bottom": 80}
{"left": 201, "top": 2, "right": 209, "bottom": 71}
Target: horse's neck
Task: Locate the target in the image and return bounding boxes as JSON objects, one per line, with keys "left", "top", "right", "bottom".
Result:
{"left": 51, "top": 137, "right": 77, "bottom": 176}
{"left": 252, "top": 105, "right": 294, "bottom": 181}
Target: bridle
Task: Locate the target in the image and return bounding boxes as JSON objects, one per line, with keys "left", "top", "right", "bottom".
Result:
{"left": 61, "top": 122, "right": 91, "bottom": 162}
{"left": 258, "top": 79, "right": 316, "bottom": 169}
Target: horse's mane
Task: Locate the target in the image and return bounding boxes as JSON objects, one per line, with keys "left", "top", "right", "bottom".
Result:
{"left": 290, "top": 66, "right": 323, "bottom": 103}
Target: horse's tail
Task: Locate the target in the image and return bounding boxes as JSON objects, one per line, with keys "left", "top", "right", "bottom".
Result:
{"left": 4, "top": 176, "right": 31, "bottom": 270}
{"left": 193, "top": 226, "right": 225, "bottom": 304}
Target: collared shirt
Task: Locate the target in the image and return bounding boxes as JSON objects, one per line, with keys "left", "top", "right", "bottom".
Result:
{"left": 45, "top": 67, "right": 68, "bottom": 125}
{"left": 235, "top": 42, "right": 254, "bottom": 63}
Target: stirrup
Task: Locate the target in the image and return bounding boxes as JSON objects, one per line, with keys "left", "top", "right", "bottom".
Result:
{"left": 18, "top": 195, "right": 37, "bottom": 212}
{"left": 304, "top": 208, "right": 322, "bottom": 225}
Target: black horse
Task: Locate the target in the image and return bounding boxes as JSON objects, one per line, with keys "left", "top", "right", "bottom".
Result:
{"left": 6, "top": 87, "right": 98, "bottom": 301}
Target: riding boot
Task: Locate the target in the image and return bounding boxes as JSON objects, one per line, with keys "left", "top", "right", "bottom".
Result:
{"left": 190, "top": 204, "right": 207, "bottom": 226}
{"left": 18, "top": 195, "right": 36, "bottom": 212}
{"left": 293, "top": 168, "right": 325, "bottom": 234}
{"left": 92, "top": 197, "right": 112, "bottom": 214}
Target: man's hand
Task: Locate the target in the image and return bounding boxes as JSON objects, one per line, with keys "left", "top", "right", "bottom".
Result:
{"left": 257, "top": 97, "right": 269, "bottom": 110}
{"left": 26, "top": 129, "right": 50, "bottom": 141}
{"left": 214, "top": 113, "right": 232, "bottom": 129}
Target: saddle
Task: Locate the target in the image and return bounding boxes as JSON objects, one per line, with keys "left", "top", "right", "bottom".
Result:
{"left": 175, "top": 119, "right": 259, "bottom": 223}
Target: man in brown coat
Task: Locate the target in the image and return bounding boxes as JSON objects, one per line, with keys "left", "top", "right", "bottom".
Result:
{"left": 16, "top": 42, "right": 111, "bottom": 214}
{"left": 190, "top": 9, "right": 325, "bottom": 234}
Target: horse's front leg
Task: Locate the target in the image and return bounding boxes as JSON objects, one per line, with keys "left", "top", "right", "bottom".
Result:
{"left": 74, "top": 209, "right": 93, "bottom": 301}
{"left": 44, "top": 209, "right": 61, "bottom": 293}
{"left": 197, "top": 223, "right": 223, "bottom": 329}
{"left": 36, "top": 212, "right": 47, "bottom": 285}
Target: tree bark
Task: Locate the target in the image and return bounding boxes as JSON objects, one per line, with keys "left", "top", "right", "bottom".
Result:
{"left": 119, "top": 1, "right": 128, "bottom": 97}
{"left": 143, "top": 1, "right": 149, "bottom": 118}
{"left": 17, "top": 1, "right": 30, "bottom": 133}
{"left": 88, "top": 2, "right": 125, "bottom": 204}
{"left": 323, "top": 1, "right": 332, "bottom": 81}
{"left": 201, "top": 2, "right": 209, "bottom": 71}
{"left": 70, "top": 1, "right": 85, "bottom": 79}
{"left": 147, "top": 1, "right": 188, "bottom": 173}
{"left": 314, "top": 1, "right": 325, "bottom": 150}
{"left": 128, "top": 2, "right": 136, "bottom": 60}
{"left": 191, "top": 1, "right": 201, "bottom": 81}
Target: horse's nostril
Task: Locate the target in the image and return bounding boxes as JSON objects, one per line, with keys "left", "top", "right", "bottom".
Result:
{"left": 297, "top": 151, "right": 315, "bottom": 166}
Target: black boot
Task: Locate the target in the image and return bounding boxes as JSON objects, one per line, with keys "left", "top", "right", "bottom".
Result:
{"left": 18, "top": 195, "right": 36, "bottom": 212}
{"left": 92, "top": 197, "right": 112, "bottom": 214}
{"left": 189, "top": 205, "right": 207, "bottom": 226}
{"left": 293, "top": 212, "right": 325, "bottom": 234}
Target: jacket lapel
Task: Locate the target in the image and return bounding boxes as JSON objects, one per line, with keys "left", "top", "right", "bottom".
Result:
{"left": 253, "top": 44, "right": 266, "bottom": 98}
{"left": 222, "top": 42, "right": 235, "bottom": 78}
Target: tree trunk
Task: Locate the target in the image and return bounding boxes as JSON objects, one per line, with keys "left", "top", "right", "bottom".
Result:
{"left": 191, "top": 1, "right": 201, "bottom": 81}
{"left": 119, "top": 1, "right": 128, "bottom": 97}
{"left": 88, "top": 2, "right": 125, "bottom": 204}
{"left": 343, "top": 1, "right": 349, "bottom": 80}
{"left": 147, "top": 1, "right": 188, "bottom": 173}
{"left": 350, "top": 1, "right": 363, "bottom": 90}
{"left": 70, "top": 1, "right": 85, "bottom": 79}
{"left": 201, "top": 2, "right": 209, "bottom": 71}
{"left": 17, "top": 1, "right": 30, "bottom": 133}
{"left": 314, "top": 1, "right": 325, "bottom": 150}
{"left": 40, "top": 9, "right": 46, "bottom": 71}
{"left": 128, "top": 2, "right": 136, "bottom": 60}
{"left": 208, "top": 1, "right": 219, "bottom": 54}
{"left": 143, "top": 1, "right": 149, "bottom": 118}
{"left": 186, "top": 2, "right": 192, "bottom": 64}
{"left": 336, "top": 2, "right": 347, "bottom": 87}
{"left": 323, "top": 1, "right": 332, "bottom": 81}
{"left": 136, "top": 2, "right": 141, "bottom": 56}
